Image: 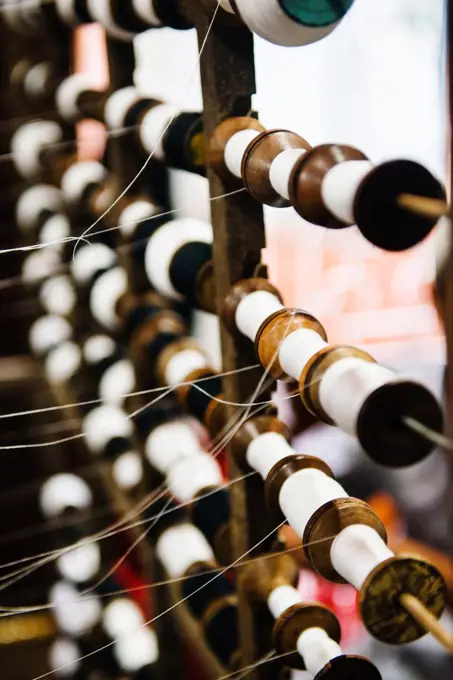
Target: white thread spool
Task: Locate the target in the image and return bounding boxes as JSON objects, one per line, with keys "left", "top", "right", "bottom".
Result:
{"left": 279, "top": 328, "right": 328, "bottom": 381}
{"left": 22, "top": 249, "right": 61, "bottom": 285}
{"left": 330, "top": 524, "right": 394, "bottom": 590}
{"left": 40, "top": 473, "right": 92, "bottom": 519}
{"left": 83, "top": 335, "right": 116, "bottom": 364}
{"left": 167, "top": 452, "right": 223, "bottom": 502}
{"left": 104, "top": 86, "right": 141, "bottom": 130}
{"left": 103, "top": 598, "right": 145, "bottom": 638}
{"left": 235, "top": 291, "right": 284, "bottom": 342}
{"left": 114, "top": 628, "right": 159, "bottom": 672}
{"left": 55, "top": 0, "right": 79, "bottom": 25}
{"left": 16, "top": 184, "right": 62, "bottom": 232}
{"left": 319, "top": 358, "right": 395, "bottom": 435}
{"left": 82, "top": 405, "right": 133, "bottom": 455}
{"left": 279, "top": 468, "right": 349, "bottom": 538}
{"left": 218, "top": 0, "right": 235, "bottom": 13}
{"left": 269, "top": 148, "right": 307, "bottom": 200}
{"left": 224, "top": 129, "right": 261, "bottom": 178}
{"left": 156, "top": 524, "right": 215, "bottom": 578}
{"left": 57, "top": 542, "right": 101, "bottom": 583}
{"left": 61, "top": 161, "right": 107, "bottom": 205}
{"left": 267, "top": 584, "right": 301, "bottom": 619}
{"left": 50, "top": 581, "right": 102, "bottom": 635}
{"left": 39, "top": 275, "right": 76, "bottom": 317}
{"left": 90, "top": 267, "right": 127, "bottom": 331}
{"left": 71, "top": 242, "right": 116, "bottom": 285}
{"left": 297, "top": 627, "right": 343, "bottom": 677}
{"left": 99, "top": 359, "right": 135, "bottom": 406}
{"left": 11, "top": 121, "right": 62, "bottom": 178}
{"left": 164, "top": 349, "right": 209, "bottom": 387}
{"left": 86, "top": 0, "right": 134, "bottom": 41}
{"left": 321, "top": 161, "right": 374, "bottom": 225}
{"left": 45, "top": 342, "right": 81, "bottom": 385}
{"left": 24, "top": 62, "right": 52, "bottom": 100}
{"left": 144, "top": 218, "right": 212, "bottom": 299}
{"left": 56, "top": 73, "right": 98, "bottom": 122}
{"left": 39, "top": 214, "right": 71, "bottom": 248}
{"left": 145, "top": 420, "right": 201, "bottom": 474}
{"left": 132, "top": 0, "right": 163, "bottom": 26}
{"left": 112, "top": 451, "right": 143, "bottom": 490}
{"left": 246, "top": 432, "right": 295, "bottom": 479}
{"left": 49, "top": 638, "right": 81, "bottom": 675}
{"left": 118, "top": 200, "right": 159, "bottom": 237}
{"left": 139, "top": 103, "right": 179, "bottom": 160}
{"left": 29, "top": 315, "right": 72, "bottom": 357}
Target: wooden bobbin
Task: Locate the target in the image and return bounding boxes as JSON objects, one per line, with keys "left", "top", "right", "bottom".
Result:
{"left": 129, "top": 310, "right": 187, "bottom": 370}
{"left": 203, "top": 399, "right": 229, "bottom": 440}
{"left": 314, "top": 655, "right": 382, "bottom": 680}
{"left": 302, "top": 498, "right": 388, "bottom": 584}
{"left": 265, "top": 455, "right": 334, "bottom": 524}
{"left": 359, "top": 556, "right": 446, "bottom": 645}
{"left": 240, "top": 554, "right": 299, "bottom": 603}
{"left": 77, "top": 89, "right": 110, "bottom": 122}
{"left": 255, "top": 309, "right": 328, "bottom": 380}
{"left": 156, "top": 337, "right": 208, "bottom": 387}
{"left": 241, "top": 129, "right": 311, "bottom": 207}
{"left": 299, "top": 345, "right": 375, "bottom": 423}
{"left": 273, "top": 603, "right": 341, "bottom": 670}
{"left": 288, "top": 144, "right": 368, "bottom": 229}
{"left": 208, "top": 117, "right": 265, "bottom": 182}
{"left": 222, "top": 277, "right": 283, "bottom": 334}
{"left": 194, "top": 259, "right": 217, "bottom": 313}
{"left": 230, "top": 414, "right": 291, "bottom": 472}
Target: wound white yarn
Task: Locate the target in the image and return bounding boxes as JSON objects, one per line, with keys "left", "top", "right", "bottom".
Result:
{"left": 55, "top": 0, "right": 79, "bottom": 25}
{"left": 40, "top": 473, "right": 93, "bottom": 519}
{"left": 24, "top": 62, "right": 52, "bottom": 99}
{"left": 11, "top": 120, "right": 62, "bottom": 178}
{"left": 39, "top": 214, "right": 71, "bottom": 247}
{"left": 269, "top": 148, "right": 307, "bottom": 200}
{"left": 144, "top": 218, "right": 212, "bottom": 299}
{"left": 61, "top": 160, "right": 107, "bottom": 205}
{"left": 83, "top": 335, "right": 116, "bottom": 364}
{"left": 89, "top": 266, "right": 127, "bottom": 331}
{"left": 164, "top": 349, "right": 209, "bottom": 387}
{"left": 104, "top": 86, "right": 141, "bottom": 130}
{"left": 82, "top": 405, "right": 133, "bottom": 455}
{"left": 30, "top": 315, "right": 72, "bottom": 357}
{"left": 56, "top": 73, "right": 98, "bottom": 122}
{"left": 297, "top": 627, "right": 343, "bottom": 677}
{"left": 267, "top": 584, "right": 301, "bottom": 620}
{"left": 132, "top": 0, "right": 163, "bottom": 26}
{"left": 112, "top": 451, "right": 144, "bottom": 490}
{"left": 103, "top": 598, "right": 145, "bottom": 638}
{"left": 156, "top": 523, "right": 214, "bottom": 578}
{"left": 16, "top": 184, "right": 62, "bottom": 232}
{"left": 279, "top": 468, "right": 348, "bottom": 538}
{"left": 86, "top": 0, "right": 134, "bottom": 41}
{"left": 330, "top": 524, "right": 394, "bottom": 590}
{"left": 49, "top": 638, "right": 81, "bottom": 675}
{"left": 246, "top": 432, "right": 294, "bottom": 479}
{"left": 139, "top": 103, "right": 178, "bottom": 160}
{"left": 99, "top": 359, "right": 135, "bottom": 406}
{"left": 321, "top": 160, "right": 374, "bottom": 225}
{"left": 319, "top": 358, "right": 395, "bottom": 435}
{"left": 235, "top": 291, "right": 284, "bottom": 342}
{"left": 279, "top": 328, "right": 328, "bottom": 382}
{"left": 233, "top": 0, "right": 340, "bottom": 47}
{"left": 224, "top": 129, "right": 261, "bottom": 179}
{"left": 45, "top": 341, "right": 81, "bottom": 385}
{"left": 51, "top": 581, "right": 102, "bottom": 636}
{"left": 57, "top": 542, "right": 101, "bottom": 583}
{"left": 114, "top": 628, "right": 159, "bottom": 672}
{"left": 218, "top": 0, "right": 235, "bottom": 13}
{"left": 70, "top": 242, "right": 116, "bottom": 285}
{"left": 167, "top": 452, "right": 223, "bottom": 502}
{"left": 119, "top": 200, "right": 159, "bottom": 237}
{"left": 39, "top": 275, "right": 76, "bottom": 317}
{"left": 145, "top": 420, "right": 201, "bottom": 474}
{"left": 22, "top": 249, "right": 61, "bottom": 284}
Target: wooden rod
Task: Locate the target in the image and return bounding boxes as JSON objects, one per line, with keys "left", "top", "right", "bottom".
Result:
{"left": 400, "top": 593, "right": 453, "bottom": 652}
{"left": 397, "top": 193, "right": 449, "bottom": 219}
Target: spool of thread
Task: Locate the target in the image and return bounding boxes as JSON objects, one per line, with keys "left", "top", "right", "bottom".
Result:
{"left": 45, "top": 342, "right": 82, "bottom": 385}
{"left": 224, "top": 129, "right": 261, "bottom": 178}
{"left": 330, "top": 524, "right": 394, "bottom": 590}
{"left": 16, "top": 184, "right": 62, "bottom": 232}
{"left": 145, "top": 420, "right": 201, "bottom": 474}
{"left": 82, "top": 405, "right": 133, "bottom": 456}
{"left": 235, "top": 290, "right": 284, "bottom": 341}
{"left": 139, "top": 103, "right": 178, "bottom": 160}
{"left": 167, "top": 452, "right": 223, "bottom": 502}
{"left": 40, "top": 474, "right": 93, "bottom": 519}
{"left": 29, "top": 315, "right": 72, "bottom": 358}
{"left": 156, "top": 523, "right": 215, "bottom": 578}
{"left": 11, "top": 120, "right": 62, "bottom": 178}
{"left": 90, "top": 267, "right": 128, "bottom": 331}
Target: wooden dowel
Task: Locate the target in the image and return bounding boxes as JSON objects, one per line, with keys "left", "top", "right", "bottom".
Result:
{"left": 397, "top": 193, "right": 449, "bottom": 219}
{"left": 400, "top": 593, "right": 453, "bottom": 652}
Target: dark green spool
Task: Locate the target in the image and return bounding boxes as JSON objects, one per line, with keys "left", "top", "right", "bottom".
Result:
{"left": 280, "top": 0, "right": 354, "bottom": 27}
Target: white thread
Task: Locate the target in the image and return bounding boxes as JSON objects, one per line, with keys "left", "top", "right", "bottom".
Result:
{"left": 2, "top": 0, "right": 23, "bottom": 30}
{"left": 89, "top": 267, "right": 127, "bottom": 331}
{"left": 164, "top": 349, "right": 209, "bottom": 387}
{"left": 49, "top": 639, "right": 81, "bottom": 675}
{"left": 30, "top": 315, "right": 72, "bottom": 357}
{"left": 70, "top": 243, "right": 116, "bottom": 285}
{"left": 139, "top": 103, "right": 178, "bottom": 160}
{"left": 269, "top": 148, "right": 307, "bottom": 201}
{"left": 40, "top": 474, "right": 92, "bottom": 519}
{"left": 82, "top": 405, "right": 133, "bottom": 455}
{"left": 319, "top": 358, "right": 395, "bottom": 435}
{"left": 119, "top": 200, "right": 159, "bottom": 237}
{"left": 39, "top": 275, "right": 76, "bottom": 317}
{"left": 24, "top": 62, "right": 52, "bottom": 99}
{"left": 145, "top": 420, "right": 200, "bottom": 474}
{"left": 279, "top": 468, "right": 348, "bottom": 538}
{"left": 246, "top": 432, "right": 294, "bottom": 479}
{"left": 50, "top": 581, "right": 102, "bottom": 635}
{"left": 218, "top": 0, "right": 235, "bottom": 13}
{"left": 112, "top": 451, "right": 143, "bottom": 490}
{"left": 297, "top": 628, "right": 343, "bottom": 677}
{"left": 168, "top": 452, "right": 223, "bottom": 502}
{"left": 224, "top": 129, "right": 260, "bottom": 178}
{"left": 86, "top": 0, "right": 134, "bottom": 41}
{"left": 56, "top": 73, "right": 98, "bottom": 122}
{"left": 83, "top": 335, "right": 116, "bottom": 365}
{"left": 55, "top": 0, "right": 78, "bottom": 25}
{"left": 114, "top": 628, "right": 159, "bottom": 672}
{"left": 11, "top": 121, "right": 62, "bottom": 178}
{"left": 61, "top": 161, "right": 107, "bottom": 205}
{"left": 39, "top": 215, "right": 71, "bottom": 247}
{"left": 330, "top": 524, "right": 394, "bottom": 590}
{"left": 279, "top": 328, "right": 328, "bottom": 382}
{"left": 57, "top": 543, "right": 101, "bottom": 583}
{"left": 156, "top": 523, "right": 214, "bottom": 578}
{"left": 233, "top": 0, "right": 341, "bottom": 47}
{"left": 104, "top": 87, "right": 142, "bottom": 130}
{"left": 132, "top": 0, "right": 162, "bottom": 26}
{"left": 267, "top": 584, "right": 301, "bottom": 619}
{"left": 16, "top": 184, "right": 62, "bottom": 232}
{"left": 99, "top": 360, "right": 136, "bottom": 406}
{"left": 45, "top": 342, "right": 81, "bottom": 385}
{"left": 22, "top": 249, "right": 60, "bottom": 284}
{"left": 235, "top": 291, "right": 283, "bottom": 342}
{"left": 144, "top": 218, "right": 213, "bottom": 299}
{"left": 321, "top": 160, "right": 374, "bottom": 225}
{"left": 103, "top": 598, "right": 145, "bottom": 638}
